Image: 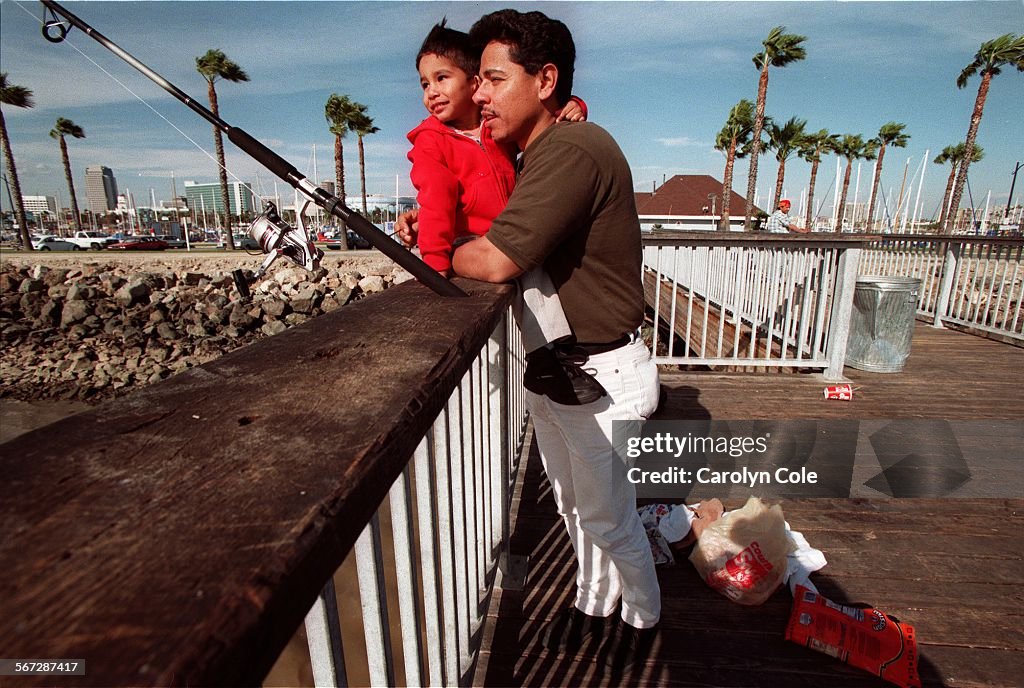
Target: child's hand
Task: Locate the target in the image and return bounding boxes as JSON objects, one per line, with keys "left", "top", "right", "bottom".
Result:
{"left": 556, "top": 98, "right": 586, "bottom": 122}
{"left": 395, "top": 209, "right": 420, "bottom": 247}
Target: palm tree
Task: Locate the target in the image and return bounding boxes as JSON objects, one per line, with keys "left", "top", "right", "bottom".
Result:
{"left": 0, "top": 73, "right": 34, "bottom": 250}
{"left": 196, "top": 49, "right": 249, "bottom": 249}
{"left": 744, "top": 26, "right": 807, "bottom": 230}
{"left": 866, "top": 122, "right": 910, "bottom": 231}
{"left": 713, "top": 99, "right": 755, "bottom": 231}
{"left": 350, "top": 107, "right": 379, "bottom": 216}
{"left": 945, "top": 34, "right": 1024, "bottom": 233}
{"left": 798, "top": 129, "right": 839, "bottom": 232}
{"left": 833, "top": 134, "right": 877, "bottom": 233}
{"left": 49, "top": 117, "right": 85, "bottom": 234}
{"left": 325, "top": 93, "right": 362, "bottom": 250}
{"left": 935, "top": 143, "right": 984, "bottom": 230}
{"left": 766, "top": 116, "right": 807, "bottom": 212}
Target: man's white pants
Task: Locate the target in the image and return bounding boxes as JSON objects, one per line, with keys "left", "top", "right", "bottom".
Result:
{"left": 527, "top": 338, "right": 661, "bottom": 629}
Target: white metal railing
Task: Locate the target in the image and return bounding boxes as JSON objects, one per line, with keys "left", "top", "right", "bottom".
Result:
{"left": 642, "top": 235, "right": 863, "bottom": 379}
{"left": 860, "top": 237, "right": 1024, "bottom": 342}
{"left": 301, "top": 310, "right": 528, "bottom": 687}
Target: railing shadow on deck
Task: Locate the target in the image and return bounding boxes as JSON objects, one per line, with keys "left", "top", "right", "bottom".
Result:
{"left": 0, "top": 278, "right": 525, "bottom": 687}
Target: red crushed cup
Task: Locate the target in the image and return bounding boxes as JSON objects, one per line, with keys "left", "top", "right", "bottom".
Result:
{"left": 823, "top": 384, "right": 853, "bottom": 400}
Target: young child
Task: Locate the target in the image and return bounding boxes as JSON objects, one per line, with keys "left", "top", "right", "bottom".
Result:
{"left": 407, "top": 20, "right": 586, "bottom": 278}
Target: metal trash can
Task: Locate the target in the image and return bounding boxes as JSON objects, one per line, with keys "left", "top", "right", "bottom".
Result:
{"left": 845, "top": 276, "right": 921, "bottom": 373}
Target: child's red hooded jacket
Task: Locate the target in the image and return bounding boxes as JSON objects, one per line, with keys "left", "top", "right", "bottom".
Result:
{"left": 406, "top": 116, "right": 516, "bottom": 273}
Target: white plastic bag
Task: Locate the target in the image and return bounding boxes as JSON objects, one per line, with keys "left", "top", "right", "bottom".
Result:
{"left": 689, "top": 496, "right": 793, "bottom": 605}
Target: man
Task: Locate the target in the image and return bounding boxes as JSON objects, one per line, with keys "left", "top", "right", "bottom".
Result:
{"left": 765, "top": 199, "right": 810, "bottom": 233}
{"left": 399, "top": 9, "right": 660, "bottom": 673}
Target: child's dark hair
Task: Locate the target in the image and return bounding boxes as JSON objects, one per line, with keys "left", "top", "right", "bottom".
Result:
{"left": 469, "top": 10, "right": 575, "bottom": 105}
{"left": 416, "top": 19, "right": 479, "bottom": 77}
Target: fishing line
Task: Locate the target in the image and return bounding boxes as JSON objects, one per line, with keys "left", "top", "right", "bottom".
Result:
{"left": 813, "top": 172, "right": 836, "bottom": 220}
{"left": 12, "top": 0, "right": 251, "bottom": 190}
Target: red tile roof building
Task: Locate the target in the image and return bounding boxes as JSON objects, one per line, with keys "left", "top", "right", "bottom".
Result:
{"left": 635, "top": 175, "right": 765, "bottom": 231}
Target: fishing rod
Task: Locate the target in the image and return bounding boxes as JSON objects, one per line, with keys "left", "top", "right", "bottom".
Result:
{"left": 38, "top": 0, "right": 466, "bottom": 298}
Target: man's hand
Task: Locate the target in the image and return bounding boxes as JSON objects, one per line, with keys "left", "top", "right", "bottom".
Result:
{"left": 789, "top": 224, "right": 811, "bottom": 234}
{"left": 395, "top": 209, "right": 419, "bottom": 248}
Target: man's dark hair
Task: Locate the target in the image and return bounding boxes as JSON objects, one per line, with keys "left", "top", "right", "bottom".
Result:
{"left": 416, "top": 19, "right": 479, "bottom": 77}
{"left": 469, "top": 10, "right": 575, "bottom": 105}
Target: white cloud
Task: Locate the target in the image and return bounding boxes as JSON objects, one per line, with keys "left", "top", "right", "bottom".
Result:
{"left": 657, "top": 137, "right": 709, "bottom": 148}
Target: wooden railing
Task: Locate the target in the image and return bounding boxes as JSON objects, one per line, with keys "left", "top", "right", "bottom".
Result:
{"left": 0, "top": 279, "right": 520, "bottom": 686}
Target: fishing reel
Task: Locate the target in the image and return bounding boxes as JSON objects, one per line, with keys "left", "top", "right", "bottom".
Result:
{"left": 231, "top": 199, "right": 324, "bottom": 299}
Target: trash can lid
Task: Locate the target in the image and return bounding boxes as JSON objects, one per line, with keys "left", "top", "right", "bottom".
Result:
{"left": 856, "top": 275, "right": 922, "bottom": 290}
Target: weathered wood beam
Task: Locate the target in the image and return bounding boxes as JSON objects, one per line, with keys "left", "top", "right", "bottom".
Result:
{"left": 0, "top": 279, "right": 513, "bottom": 686}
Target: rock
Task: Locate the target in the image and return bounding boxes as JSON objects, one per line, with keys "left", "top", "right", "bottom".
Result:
{"left": 66, "top": 284, "right": 94, "bottom": 301}
{"left": 0, "top": 273, "right": 21, "bottom": 294}
{"left": 261, "top": 298, "right": 289, "bottom": 318}
{"left": 342, "top": 272, "right": 362, "bottom": 290}
{"left": 0, "top": 257, "right": 394, "bottom": 402}
{"left": 358, "top": 275, "right": 385, "bottom": 294}
{"left": 261, "top": 320, "right": 288, "bottom": 336}
{"left": 115, "top": 279, "right": 152, "bottom": 308}
{"left": 274, "top": 266, "right": 308, "bottom": 286}
{"left": 43, "top": 268, "right": 70, "bottom": 287}
{"left": 156, "top": 322, "right": 179, "bottom": 340}
{"left": 60, "top": 300, "right": 91, "bottom": 327}
{"left": 36, "top": 299, "right": 63, "bottom": 327}
{"left": 392, "top": 268, "right": 415, "bottom": 285}
{"left": 228, "top": 305, "right": 257, "bottom": 330}
{"left": 19, "top": 279, "right": 46, "bottom": 294}
{"left": 291, "top": 284, "right": 321, "bottom": 314}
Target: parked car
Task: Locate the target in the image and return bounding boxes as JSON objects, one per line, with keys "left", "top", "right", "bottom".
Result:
{"left": 326, "top": 230, "right": 371, "bottom": 251}
{"left": 155, "top": 234, "right": 188, "bottom": 249}
{"left": 65, "top": 230, "right": 118, "bottom": 250}
{"left": 218, "top": 234, "right": 260, "bottom": 250}
{"left": 32, "top": 236, "right": 80, "bottom": 251}
{"left": 107, "top": 236, "right": 169, "bottom": 251}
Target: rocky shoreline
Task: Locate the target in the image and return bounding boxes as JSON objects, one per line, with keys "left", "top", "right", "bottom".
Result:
{"left": 0, "top": 252, "right": 411, "bottom": 403}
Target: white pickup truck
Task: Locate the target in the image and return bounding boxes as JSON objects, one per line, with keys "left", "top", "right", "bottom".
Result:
{"left": 65, "top": 231, "right": 118, "bottom": 250}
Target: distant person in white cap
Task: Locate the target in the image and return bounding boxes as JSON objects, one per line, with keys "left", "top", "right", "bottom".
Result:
{"left": 765, "top": 199, "right": 809, "bottom": 233}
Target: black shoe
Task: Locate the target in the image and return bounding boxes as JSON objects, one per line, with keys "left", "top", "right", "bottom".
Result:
{"left": 602, "top": 621, "right": 659, "bottom": 673}
{"left": 524, "top": 347, "right": 607, "bottom": 406}
{"left": 541, "top": 607, "right": 611, "bottom": 652}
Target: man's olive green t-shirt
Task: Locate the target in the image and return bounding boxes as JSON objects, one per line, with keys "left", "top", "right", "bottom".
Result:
{"left": 486, "top": 122, "right": 644, "bottom": 344}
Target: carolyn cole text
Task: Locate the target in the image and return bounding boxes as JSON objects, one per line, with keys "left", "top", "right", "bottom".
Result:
{"left": 627, "top": 465, "right": 819, "bottom": 487}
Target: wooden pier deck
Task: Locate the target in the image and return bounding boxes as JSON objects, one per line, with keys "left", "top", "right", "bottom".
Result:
{"left": 472, "top": 324, "right": 1023, "bottom": 687}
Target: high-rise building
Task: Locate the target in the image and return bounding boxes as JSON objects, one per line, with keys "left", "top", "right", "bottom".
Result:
{"left": 85, "top": 166, "right": 118, "bottom": 213}
{"left": 183, "top": 180, "right": 256, "bottom": 218}
{"left": 22, "top": 195, "right": 58, "bottom": 216}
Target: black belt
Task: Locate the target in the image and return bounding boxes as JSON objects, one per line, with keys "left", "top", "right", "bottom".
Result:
{"left": 559, "top": 328, "right": 641, "bottom": 356}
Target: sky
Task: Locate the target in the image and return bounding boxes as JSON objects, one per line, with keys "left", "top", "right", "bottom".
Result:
{"left": 1, "top": 0, "right": 1022, "bottom": 221}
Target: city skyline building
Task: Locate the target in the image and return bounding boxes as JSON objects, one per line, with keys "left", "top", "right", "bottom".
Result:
{"left": 85, "top": 166, "right": 118, "bottom": 213}
{"left": 183, "top": 180, "right": 256, "bottom": 218}
{"left": 22, "top": 195, "right": 57, "bottom": 217}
